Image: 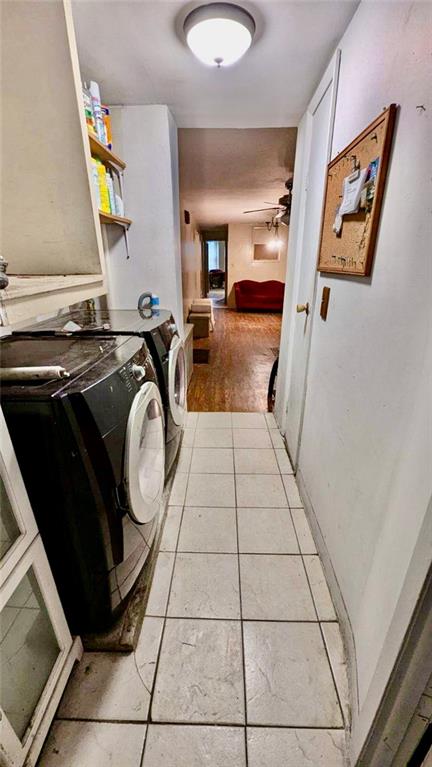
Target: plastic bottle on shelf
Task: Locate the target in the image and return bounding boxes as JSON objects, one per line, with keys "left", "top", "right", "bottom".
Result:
{"left": 102, "top": 106, "right": 112, "bottom": 150}
{"left": 115, "top": 194, "right": 124, "bottom": 217}
{"left": 89, "top": 81, "right": 106, "bottom": 145}
{"left": 96, "top": 160, "right": 111, "bottom": 213}
{"left": 106, "top": 170, "right": 116, "bottom": 215}
{"left": 91, "top": 158, "right": 101, "bottom": 209}
{"left": 83, "top": 83, "right": 96, "bottom": 136}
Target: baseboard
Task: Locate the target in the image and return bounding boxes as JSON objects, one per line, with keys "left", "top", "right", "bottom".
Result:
{"left": 296, "top": 468, "right": 359, "bottom": 736}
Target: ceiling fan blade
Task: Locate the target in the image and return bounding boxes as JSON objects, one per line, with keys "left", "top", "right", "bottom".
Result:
{"left": 243, "top": 207, "right": 278, "bottom": 213}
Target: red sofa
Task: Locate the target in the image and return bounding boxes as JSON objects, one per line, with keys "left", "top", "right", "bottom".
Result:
{"left": 234, "top": 280, "right": 285, "bottom": 312}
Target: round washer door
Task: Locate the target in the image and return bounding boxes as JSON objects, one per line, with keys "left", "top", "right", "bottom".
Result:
{"left": 168, "top": 335, "right": 186, "bottom": 427}
{"left": 125, "top": 381, "right": 165, "bottom": 524}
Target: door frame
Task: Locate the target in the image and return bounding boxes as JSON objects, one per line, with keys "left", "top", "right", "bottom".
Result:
{"left": 274, "top": 51, "right": 340, "bottom": 467}
{"left": 356, "top": 556, "right": 432, "bottom": 766}
{"left": 200, "top": 225, "right": 229, "bottom": 302}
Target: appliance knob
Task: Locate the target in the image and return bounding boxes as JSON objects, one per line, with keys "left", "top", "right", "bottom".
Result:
{"left": 131, "top": 364, "right": 146, "bottom": 382}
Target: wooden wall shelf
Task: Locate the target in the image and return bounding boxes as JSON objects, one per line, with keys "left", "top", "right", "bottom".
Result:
{"left": 3, "top": 274, "right": 104, "bottom": 301}
{"left": 2, "top": 274, "right": 106, "bottom": 326}
{"left": 88, "top": 133, "right": 126, "bottom": 170}
{"left": 99, "top": 210, "right": 132, "bottom": 228}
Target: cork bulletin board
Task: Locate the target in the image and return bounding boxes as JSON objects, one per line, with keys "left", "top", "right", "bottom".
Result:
{"left": 317, "top": 104, "right": 397, "bottom": 276}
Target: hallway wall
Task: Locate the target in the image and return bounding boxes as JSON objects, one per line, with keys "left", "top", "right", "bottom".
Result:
{"left": 180, "top": 208, "right": 202, "bottom": 319}
{"left": 285, "top": 2, "right": 431, "bottom": 762}
{"left": 104, "top": 105, "right": 184, "bottom": 332}
{"left": 227, "top": 223, "right": 288, "bottom": 308}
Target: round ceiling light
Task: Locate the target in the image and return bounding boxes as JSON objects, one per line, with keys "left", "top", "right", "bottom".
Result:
{"left": 184, "top": 3, "right": 256, "bottom": 67}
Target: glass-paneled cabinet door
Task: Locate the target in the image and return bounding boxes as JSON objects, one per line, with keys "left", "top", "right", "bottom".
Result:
{"left": 0, "top": 408, "right": 38, "bottom": 582}
{"left": 0, "top": 536, "right": 73, "bottom": 767}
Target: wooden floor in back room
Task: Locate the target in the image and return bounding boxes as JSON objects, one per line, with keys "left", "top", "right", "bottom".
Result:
{"left": 187, "top": 308, "right": 282, "bottom": 412}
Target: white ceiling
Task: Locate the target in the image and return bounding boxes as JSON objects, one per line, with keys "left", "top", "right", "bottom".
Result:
{"left": 72, "top": 0, "right": 358, "bottom": 128}
{"left": 179, "top": 127, "right": 297, "bottom": 226}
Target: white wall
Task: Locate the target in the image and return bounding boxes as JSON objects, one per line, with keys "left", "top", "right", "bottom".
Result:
{"left": 2, "top": 0, "right": 103, "bottom": 276}
{"left": 284, "top": 3, "right": 431, "bottom": 762}
{"left": 180, "top": 208, "right": 202, "bottom": 320}
{"left": 104, "top": 105, "right": 183, "bottom": 332}
{"left": 227, "top": 223, "right": 288, "bottom": 308}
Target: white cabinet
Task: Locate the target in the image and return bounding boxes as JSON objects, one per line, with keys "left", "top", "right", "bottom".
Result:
{"left": 0, "top": 410, "right": 82, "bottom": 767}
{"left": 0, "top": 0, "right": 106, "bottom": 327}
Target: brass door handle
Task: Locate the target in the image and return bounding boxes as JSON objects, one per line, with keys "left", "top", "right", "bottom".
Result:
{"left": 296, "top": 302, "right": 309, "bottom": 315}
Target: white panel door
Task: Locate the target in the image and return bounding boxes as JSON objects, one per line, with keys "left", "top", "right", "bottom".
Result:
{"left": 0, "top": 408, "right": 38, "bottom": 582}
{"left": 0, "top": 408, "right": 79, "bottom": 767}
{"left": 278, "top": 53, "right": 340, "bottom": 466}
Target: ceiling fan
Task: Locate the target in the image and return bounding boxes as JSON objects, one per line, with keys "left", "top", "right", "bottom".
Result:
{"left": 243, "top": 178, "right": 293, "bottom": 225}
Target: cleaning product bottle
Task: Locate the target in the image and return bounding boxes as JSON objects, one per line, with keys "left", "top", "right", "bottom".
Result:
{"left": 115, "top": 194, "right": 124, "bottom": 217}
{"left": 91, "top": 157, "right": 101, "bottom": 209}
{"left": 82, "top": 83, "right": 96, "bottom": 136}
{"left": 106, "top": 169, "right": 116, "bottom": 215}
{"left": 89, "top": 81, "right": 106, "bottom": 144}
{"left": 96, "top": 160, "right": 111, "bottom": 213}
{"left": 102, "top": 105, "right": 113, "bottom": 150}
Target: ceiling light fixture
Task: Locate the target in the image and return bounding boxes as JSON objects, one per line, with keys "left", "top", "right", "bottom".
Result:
{"left": 267, "top": 237, "right": 282, "bottom": 251}
{"left": 184, "top": 3, "right": 256, "bottom": 67}
{"left": 265, "top": 219, "right": 282, "bottom": 250}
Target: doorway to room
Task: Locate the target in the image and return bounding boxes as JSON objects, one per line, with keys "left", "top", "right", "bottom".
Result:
{"left": 179, "top": 127, "right": 296, "bottom": 411}
{"left": 201, "top": 226, "right": 228, "bottom": 307}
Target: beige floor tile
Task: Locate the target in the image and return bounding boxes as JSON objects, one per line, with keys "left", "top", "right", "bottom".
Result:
{"left": 182, "top": 428, "right": 195, "bottom": 447}
{"left": 236, "top": 474, "right": 287, "bottom": 508}
{"left": 244, "top": 621, "right": 342, "bottom": 727}
{"left": 168, "top": 553, "right": 240, "bottom": 619}
{"left": 178, "top": 507, "right": 237, "bottom": 553}
{"left": 240, "top": 555, "right": 316, "bottom": 621}
{"left": 57, "top": 617, "right": 163, "bottom": 721}
{"left": 191, "top": 448, "right": 234, "bottom": 474}
{"left": 169, "top": 472, "right": 188, "bottom": 506}
{"left": 282, "top": 475, "right": 303, "bottom": 507}
{"left": 38, "top": 721, "right": 146, "bottom": 767}
{"left": 146, "top": 552, "right": 175, "bottom": 616}
{"left": 152, "top": 618, "right": 245, "bottom": 723}
{"left": 304, "top": 556, "right": 337, "bottom": 620}
{"left": 234, "top": 448, "right": 279, "bottom": 474}
{"left": 321, "top": 623, "right": 350, "bottom": 726}
{"left": 265, "top": 412, "right": 277, "bottom": 428}
{"left": 233, "top": 429, "right": 272, "bottom": 448}
{"left": 186, "top": 473, "right": 235, "bottom": 507}
{"left": 185, "top": 412, "right": 199, "bottom": 428}
{"left": 275, "top": 449, "right": 294, "bottom": 474}
{"left": 247, "top": 727, "right": 346, "bottom": 766}
{"left": 269, "top": 429, "right": 285, "bottom": 448}
{"left": 143, "top": 725, "right": 246, "bottom": 766}
{"left": 237, "top": 508, "right": 299, "bottom": 554}
{"left": 198, "top": 412, "right": 233, "bottom": 428}
{"left": 194, "top": 428, "right": 233, "bottom": 448}
{"left": 290, "top": 508, "right": 317, "bottom": 554}
{"left": 135, "top": 616, "right": 165, "bottom": 690}
{"left": 176, "top": 447, "right": 193, "bottom": 473}
{"left": 160, "top": 506, "right": 183, "bottom": 551}
{"left": 232, "top": 413, "right": 267, "bottom": 429}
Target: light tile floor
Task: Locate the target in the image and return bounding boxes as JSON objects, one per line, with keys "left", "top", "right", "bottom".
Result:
{"left": 38, "top": 412, "right": 350, "bottom": 767}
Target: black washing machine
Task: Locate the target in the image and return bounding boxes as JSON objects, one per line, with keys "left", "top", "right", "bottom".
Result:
{"left": 14, "top": 308, "right": 186, "bottom": 478}
{"left": 0, "top": 334, "right": 165, "bottom": 633}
